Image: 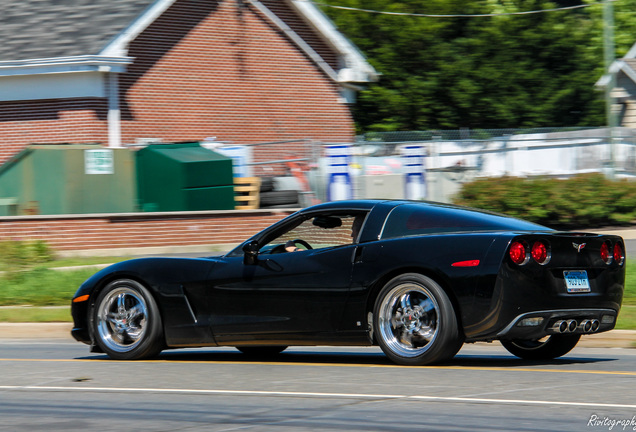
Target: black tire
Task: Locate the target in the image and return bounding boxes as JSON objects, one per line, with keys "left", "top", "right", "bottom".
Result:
{"left": 501, "top": 334, "right": 581, "bottom": 360}
{"left": 259, "top": 190, "right": 299, "bottom": 207}
{"left": 260, "top": 177, "right": 275, "bottom": 193}
{"left": 236, "top": 346, "right": 287, "bottom": 357}
{"left": 373, "top": 273, "right": 463, "bottom": 366}
{"left": 92, "top": 279, "right": 164, "bottom": 360}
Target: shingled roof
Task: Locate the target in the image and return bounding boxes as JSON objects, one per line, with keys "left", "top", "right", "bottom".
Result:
{"left": 0, "top": 0, "right": 376, "bottom": 84}
{"left": 0, "top": 0, "right": 156, "bottom": 61}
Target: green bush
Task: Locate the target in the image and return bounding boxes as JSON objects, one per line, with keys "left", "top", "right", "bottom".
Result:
{"left": 453, "top": 173, "right": 636, "bottom": 228}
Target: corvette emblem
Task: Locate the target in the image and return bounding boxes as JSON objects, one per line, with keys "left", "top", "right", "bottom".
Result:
{"left": 573, "top": 242, "right": 586, "bottom": 253}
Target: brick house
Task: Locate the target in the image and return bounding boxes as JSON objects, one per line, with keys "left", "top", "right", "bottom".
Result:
{"left": 0, "top": 0, "right": 377, "bottom": 167}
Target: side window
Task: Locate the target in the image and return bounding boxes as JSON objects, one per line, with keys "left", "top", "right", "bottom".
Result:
{"left": 262, "top": 212, "right": 367, "bottom": 253}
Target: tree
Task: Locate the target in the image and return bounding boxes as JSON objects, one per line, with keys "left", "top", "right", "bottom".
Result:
{"left": 320, "top": 0, "right": 630, "bottom": 132}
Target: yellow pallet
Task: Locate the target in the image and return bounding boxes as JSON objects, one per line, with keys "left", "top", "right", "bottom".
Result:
{"left": 234, "top": 177, "right": 261, "bottom": 210}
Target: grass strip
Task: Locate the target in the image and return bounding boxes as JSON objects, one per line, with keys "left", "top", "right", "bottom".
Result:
{"left": 30, "top": 256, "right": 126, "bottom": 270}
{"left": 616, "top": 305, "right": 636, "bottom": 330}
{"left": 0, "top": 268, "right": 97, "bottom": 306}
{"left": 623, "top": 261, "right": 636, "bottom": 306}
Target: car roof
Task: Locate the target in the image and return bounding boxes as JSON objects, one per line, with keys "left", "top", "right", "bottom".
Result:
{"left": 298, "top": 199, "right": 490, "bottom": 214}
{"left": 298, "top": 199, "right": 399, "bottom": 213}
{"left": 299, "top": 199, "right": 550, "bottom": 232}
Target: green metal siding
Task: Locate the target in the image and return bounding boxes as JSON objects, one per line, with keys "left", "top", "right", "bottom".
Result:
{"left": 0, "top": 145, "right": 136, "bottom": 215}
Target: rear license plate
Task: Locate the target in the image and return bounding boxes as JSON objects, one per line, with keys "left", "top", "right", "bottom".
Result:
{"left": 564, "top": 270, "right": 590, "bottom": 293}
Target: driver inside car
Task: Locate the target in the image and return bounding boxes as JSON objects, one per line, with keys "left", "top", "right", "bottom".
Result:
{"left": 284, "top": 240, "right": 302, "bottom": 252}
{"left": 284, "top": 214, "right": 365, "bottom": 252}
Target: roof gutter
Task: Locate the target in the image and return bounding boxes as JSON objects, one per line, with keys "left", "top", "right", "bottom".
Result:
{"left": 0, "top": 56, "right": 133, "bottom": 77}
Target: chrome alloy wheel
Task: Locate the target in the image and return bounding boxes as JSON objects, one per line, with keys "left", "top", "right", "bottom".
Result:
{"left": 377, "top": 283, "right": 440, "bottom": 358}
{"left": 95, "top": 286, "right": 149, "bottom": 353}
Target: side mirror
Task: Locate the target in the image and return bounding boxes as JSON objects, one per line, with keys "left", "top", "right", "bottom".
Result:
{"left": 242, "top": 240, "right": 260, "bottom": 265}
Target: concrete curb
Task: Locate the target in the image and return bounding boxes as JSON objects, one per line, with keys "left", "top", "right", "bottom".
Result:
{"left": 0, "top": 323, "right": 634, "bottom": 348}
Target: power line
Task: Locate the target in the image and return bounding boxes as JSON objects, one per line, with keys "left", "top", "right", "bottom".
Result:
{"left": 309, "top": 1, "right": 616, "bottom": 18}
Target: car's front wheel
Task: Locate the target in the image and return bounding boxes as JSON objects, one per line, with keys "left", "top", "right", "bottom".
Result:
{"left": 92, "top": 279, "right": 164, "bottom": 360}
{"left": 501, "top": 334, "right": 581, "bottom": 360}
{"left": 374, "top": 273, "right": 463, "bottom": 366}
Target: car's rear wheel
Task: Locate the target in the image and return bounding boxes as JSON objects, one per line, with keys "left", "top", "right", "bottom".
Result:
{"left": 92, "top": 279, "right": 163, "bottom": 360}
{"left": 236, "top": 346, "right": 287, "bottom": 357}
{"left": 374, "top": 273, "right": 463, "bottom": 366}
{"left": 501, "top": 334, "right": 581, "bottom": 360}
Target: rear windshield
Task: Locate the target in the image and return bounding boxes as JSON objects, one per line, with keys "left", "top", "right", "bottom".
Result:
{"left": 380, "top": 203, "right": 550, "bottom": 239}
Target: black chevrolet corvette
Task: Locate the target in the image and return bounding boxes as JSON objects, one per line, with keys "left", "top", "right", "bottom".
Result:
{"left": 71, "top": 200, "right": 625, "bottom": 365}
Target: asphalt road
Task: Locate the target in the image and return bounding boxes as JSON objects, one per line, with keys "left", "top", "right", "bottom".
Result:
{"left": 1, "top": 340, "right": 635, "bottom": 432}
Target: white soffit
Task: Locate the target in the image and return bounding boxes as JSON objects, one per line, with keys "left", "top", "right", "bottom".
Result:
{"left": 0, "top": 72, "right": 106, "bottom": 102}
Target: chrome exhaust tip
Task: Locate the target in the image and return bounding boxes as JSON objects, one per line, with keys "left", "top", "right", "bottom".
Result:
{"left": 591, "top": 319, "right": 600, "bottom": 332}
{"left": 578, "top": 320, "right": 592, "bottom": 333}
{"left": 566, "top": 320, "right": 578, "bottom": 333}
{"left": 552, "top": 320, "right": 568, "bottom": 333}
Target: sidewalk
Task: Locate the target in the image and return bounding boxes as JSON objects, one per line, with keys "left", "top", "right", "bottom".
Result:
{"left": 0, "top": 322, "right": 73, "bottom": 339}
{"left": 588, "top": 226, "right": 636, "bottom": 240}
{"left": 0, "top": 323, "right": 633, "bottom": 348}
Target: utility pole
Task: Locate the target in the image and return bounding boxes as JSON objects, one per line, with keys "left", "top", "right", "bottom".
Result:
{"left": 603, "top": 0, "right": 616, "bottom": 178}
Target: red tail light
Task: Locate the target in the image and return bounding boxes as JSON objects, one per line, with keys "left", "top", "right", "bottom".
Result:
{"left": 509, "top": 241, "right": 528, "bottom": 265}
{"left": 613, "top": 243, "right": 625, "bottom": 265}
{"left": 600, "top": 241, "right": 612, "bottom": 265}
{"left": 531, "top": 241, "right": 550, "bottom": 265}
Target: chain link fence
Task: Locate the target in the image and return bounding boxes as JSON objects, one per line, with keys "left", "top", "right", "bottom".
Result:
{"left": 348, "top": 127, "right": 636, "bottom": 203}
{"left": 224, "top": 127, "right": 636, "bottom": 206}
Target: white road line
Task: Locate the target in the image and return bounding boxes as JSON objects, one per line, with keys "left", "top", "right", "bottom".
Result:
{"left": 1, "top": 385, "right": 635, "bottom": 409}
{"left": 409, "top": 395, "right": 636, "bottom": 409}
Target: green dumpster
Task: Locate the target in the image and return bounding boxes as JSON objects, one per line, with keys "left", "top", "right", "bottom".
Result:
{"left": 136, "top": 142, "right": 235, "bottom": 212}
{"left": 0, "top": 144, "right": 136, "bottom": 215}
